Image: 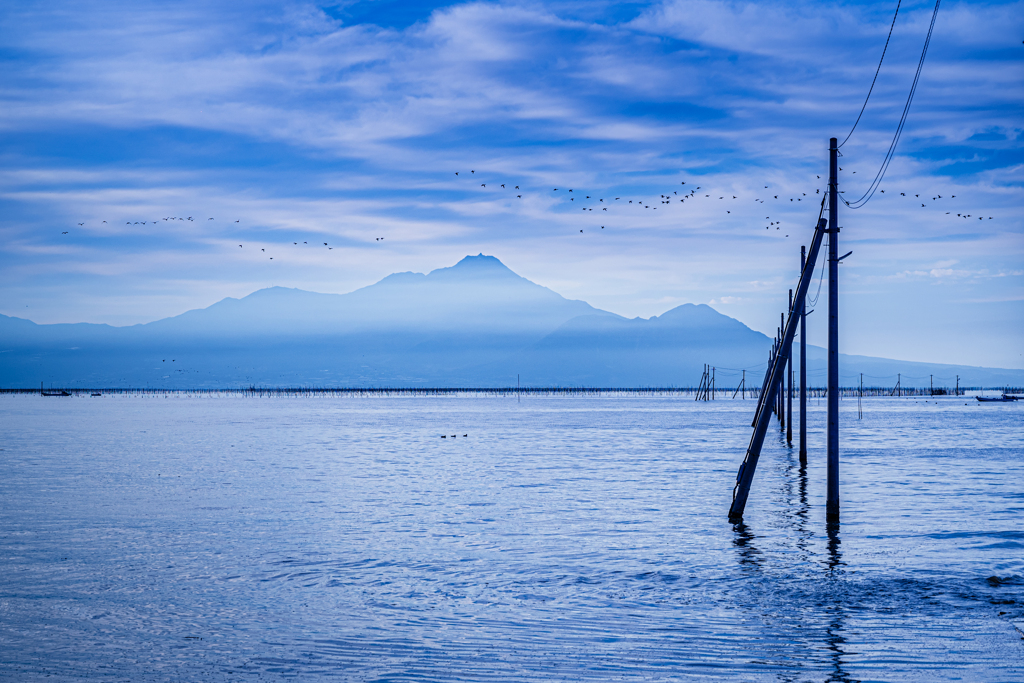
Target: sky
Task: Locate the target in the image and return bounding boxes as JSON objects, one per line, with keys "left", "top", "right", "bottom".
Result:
{"left": 1, "top": 0, "right": 1022, "bottom": 369}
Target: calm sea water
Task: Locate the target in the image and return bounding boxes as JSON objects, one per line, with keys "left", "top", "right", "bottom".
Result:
{"left": 0, "top": 394, "right": 1021, "bottom": 681}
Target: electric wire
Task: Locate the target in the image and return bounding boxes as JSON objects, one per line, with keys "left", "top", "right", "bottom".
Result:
{"left": 805, "top": 193, "right": 829, "bottom": 308}
{"left": 806, "top": 232, "right": 828, "bottom": 308}
{"left": 844, "top": 0, "right": 941, "bottom": 209}
{"left": 838, "top": 0, "right": 903, "bottom": 149}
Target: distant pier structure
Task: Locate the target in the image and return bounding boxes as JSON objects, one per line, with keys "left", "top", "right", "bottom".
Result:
{"left": 729, "top": 138, "right": 843, "bottom": 521}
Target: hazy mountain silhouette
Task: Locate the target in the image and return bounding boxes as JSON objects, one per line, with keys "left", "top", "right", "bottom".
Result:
{"left": 2, "top": 254, "right": 1021, "bottom": 388}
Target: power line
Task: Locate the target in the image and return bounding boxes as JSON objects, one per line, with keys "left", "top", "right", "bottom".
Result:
{"left": 838, "top": 0, "right": 903, "bottom": 149}
{"left": 844, "top": 0, "right": 942, "bottom": 210}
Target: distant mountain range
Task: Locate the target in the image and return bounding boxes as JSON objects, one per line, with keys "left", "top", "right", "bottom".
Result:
{"left": 2, "top": 254, "right": 1021, "bottom": 388}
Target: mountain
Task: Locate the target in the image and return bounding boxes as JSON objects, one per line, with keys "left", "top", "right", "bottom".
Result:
{"left": 2, "top": 254, "right": 1021, "bottom": 388}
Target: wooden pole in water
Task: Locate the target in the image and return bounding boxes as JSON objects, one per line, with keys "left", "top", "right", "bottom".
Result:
{"left": 787, "top": 289, "right": 793, "bottom": 445}
{"left": 774, "top": 315, "right": 782, "bottom": 428}
{"left": 799, "top": 246, "right": 807, "bottom": 463}
{"left": 858, "top": 373, "right": 863, "bottom": 420}
{"left": 729, "top": 218, "right": 827, "bottom": 520}
{"left": 827, "top": 136, "right": 840, "bottom": 522}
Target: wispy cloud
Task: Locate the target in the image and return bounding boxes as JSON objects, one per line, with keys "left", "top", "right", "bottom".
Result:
{"left": 0, "top": 0, "right": 1020, "bottom": 366}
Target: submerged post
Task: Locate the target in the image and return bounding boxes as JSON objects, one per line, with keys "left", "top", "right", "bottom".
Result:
{"left": 799, "top": 246, "right": 807, "bottom": 463}
{"left": 827, "top": 136, "right": 840, "bottom": 521}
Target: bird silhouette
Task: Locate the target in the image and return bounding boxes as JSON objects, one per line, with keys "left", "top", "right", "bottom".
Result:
{"left": 62, "top": 231, "right": 68, "bottom": 234}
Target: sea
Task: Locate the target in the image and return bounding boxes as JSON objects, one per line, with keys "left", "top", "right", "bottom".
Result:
{"left": 1, "top": 393, "right": 1021, "bottom": 681}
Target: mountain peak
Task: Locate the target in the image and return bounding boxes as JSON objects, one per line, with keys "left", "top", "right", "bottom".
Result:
{"left": 427, "top": 254, "right": 521, "bottom": 282}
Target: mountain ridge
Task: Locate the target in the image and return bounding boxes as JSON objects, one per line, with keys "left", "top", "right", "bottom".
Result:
{"left": 2, "top": 255, "right": 1021, "bottom": 388}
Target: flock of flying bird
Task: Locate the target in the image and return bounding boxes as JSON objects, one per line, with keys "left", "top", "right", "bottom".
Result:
{"left": 452, "top": 168, "right": 995, "bottom": 237}
{"left": 60, "top": 173, "right": 994, "bottom": 253}
{"left": 58, "top": 216, "right": 388, "bottom": 260}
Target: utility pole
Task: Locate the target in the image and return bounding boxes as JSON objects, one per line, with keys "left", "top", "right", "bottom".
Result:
{"left": 787, "top": 289, "right": 793, "bottom": 445}
{"left": 827, "top": 137, "right": 840, "bottom": 521}
{"left": 729, "top": 218, "right": 828, "bottom": 520}
{"left": 799, "top": 246, "right": 807, "bottom": 463}
{"left": 858, "top": 373, "right": 863, "bottom": 420}
{"left": 780, "top": 314, "right": 786, "bottom": 430}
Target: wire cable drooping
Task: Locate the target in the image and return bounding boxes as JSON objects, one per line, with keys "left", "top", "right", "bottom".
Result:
{"left": 838, "top": 0, "right": 903, "bottom": 149}
{"left": 806, "top": 194, "right": 828, "bottom": 308}
{"left": 844, "top": 0, "right": 941, "bottom": 210}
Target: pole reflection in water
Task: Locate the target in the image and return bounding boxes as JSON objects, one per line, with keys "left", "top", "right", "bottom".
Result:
{"left": 731, "top": 521, "right": 762, "bottom": 570}
{"left": 824, "top": 521, "right": 853, "bottom": 682}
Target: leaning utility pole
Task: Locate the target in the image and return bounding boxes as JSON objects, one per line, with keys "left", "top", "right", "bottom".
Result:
{"left": 787, "top": 289, "right": 793, "bottom": 445}
{"left": 774, "top": 313, "right": 782, "bottom": 430}
{"left": 827, "top": 137, "right": 840, "bottom": 521}
{"left": 729, "top": 218, "right": 827, "bottom": 520}
{"left": 799, "top": 246, "right": 807, "bottom": 464}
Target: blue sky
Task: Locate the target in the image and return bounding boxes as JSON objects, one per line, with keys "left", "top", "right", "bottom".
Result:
{"left": 1, "top": 0, "right": 1022, "bottom": 368}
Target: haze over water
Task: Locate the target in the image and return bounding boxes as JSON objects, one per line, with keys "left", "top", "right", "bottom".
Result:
{"left": 1, "top": 394, "right": 1022, "bottom": 680}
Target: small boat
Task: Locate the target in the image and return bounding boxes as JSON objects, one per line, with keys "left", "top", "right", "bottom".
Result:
{"left": 91, "top": 393, "right": 102, "bottom": 397}
{"left": 976, "top": 395, "right": 1016, "bottom": 402}
{"left": 41, "top": 390, "right": 71, "bottom": 397}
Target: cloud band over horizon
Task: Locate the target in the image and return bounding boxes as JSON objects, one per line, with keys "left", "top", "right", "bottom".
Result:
{"left": 1, "top": 0, "right": 1021, "bottom": 368}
